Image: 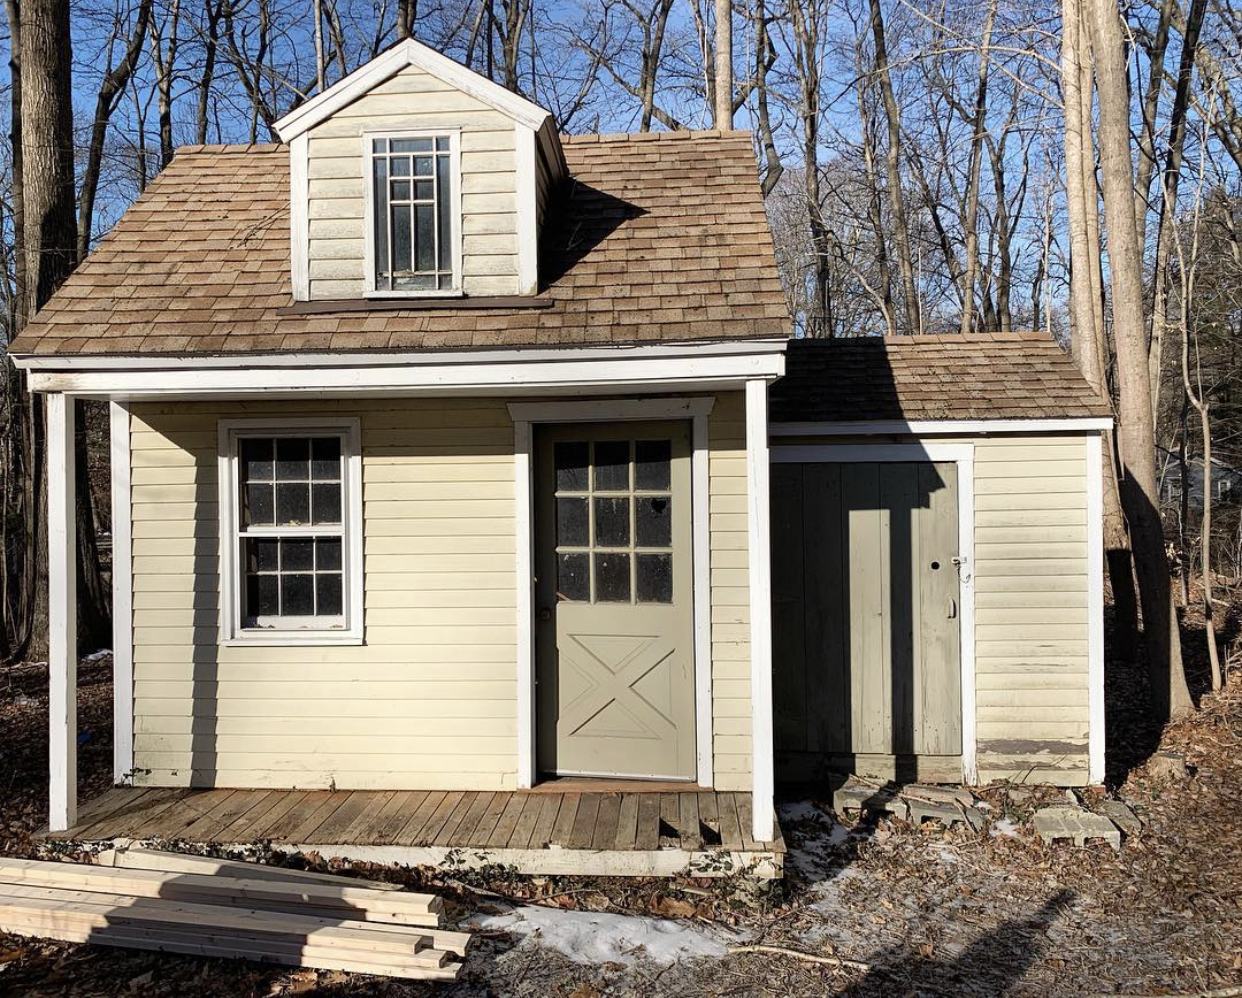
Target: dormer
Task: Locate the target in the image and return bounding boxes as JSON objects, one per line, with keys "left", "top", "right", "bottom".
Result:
{"left": 275, "top": 40, "right": 566, "bottom": 302}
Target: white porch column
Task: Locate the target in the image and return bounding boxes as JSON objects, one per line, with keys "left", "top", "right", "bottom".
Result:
{"left": 47, "top": 393, "right": 78, "bottom": 831}
{"left": 745, "top": 378, "right": 774, "bottom": 843}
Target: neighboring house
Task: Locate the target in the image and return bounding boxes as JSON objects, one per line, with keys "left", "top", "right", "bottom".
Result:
{"left": 1158, "top": 446, "right": 1242, "bottom": 507}
{"left": 11, "top": 41, "right": 1111, "bottom": 876}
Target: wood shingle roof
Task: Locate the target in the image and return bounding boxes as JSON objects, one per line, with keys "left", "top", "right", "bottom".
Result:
{"left": 9, "top": 131, "right": 790, "bottom": 357}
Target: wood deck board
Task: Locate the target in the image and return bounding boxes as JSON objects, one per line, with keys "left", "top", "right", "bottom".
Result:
{"left": 41, "top": 788, "right": 783, "bottom": 859}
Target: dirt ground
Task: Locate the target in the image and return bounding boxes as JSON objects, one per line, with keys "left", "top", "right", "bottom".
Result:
{"left": 1, "top": 599, "right": 1241, "bottom": 998}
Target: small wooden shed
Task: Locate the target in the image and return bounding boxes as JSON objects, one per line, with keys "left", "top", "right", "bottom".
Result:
{"left": 767, "top": 334, "right": 1113, "bottom": 788}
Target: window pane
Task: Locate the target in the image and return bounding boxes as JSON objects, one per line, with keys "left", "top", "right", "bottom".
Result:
{"left": 414, "top": 155, "right": 432, "bottom": 176}
{"left": 281, "top": 574, "right": 315, "bottom": 616}
{"left": 557, "top": 497, "right": 588, "bottom": 547}
{"left": 636, "top": 554, "right": 672, "bottom": 603}
{"left": 317, "top": 537, "right": 342, "bottom": 571}
{"left": 371, "top": 137, "right": 388, "bottom": 153}
{"left": 393, "top": 137, "right": 433, "bottom": 152}
{"left": 555, "top": 442, "right": 588, "bottom": 492}
{"left": 281, "top": 538, "right": 314, "bottom": 571}
{"left": 372, "top": 158, "right": 389, "bottom": 289}
{"left": 414, "top": 180, "right": 434, "bottom": 201}
{"left": 594, "top": 441, "right": 629, "bottom": 491}
{"left": 247, "top": 538, "right": 279, "bottom": 572}
{"left": 392, "top": 202, "right": 412, "bottom": 273}
{"left": 245, "top": 483, "right": 274, "bottom": 526}
{"left": 316, "top": 573, "right": 343, "bottom": 616}
{"left": 636, "top": 496, "right": 671, "bottom": 547}
{"left": 275, "top": 483, "right": 311, "bottom": 525}
{"left": 594, "top": 497, "right": 630, "bottom": 547}
{"left": 312, "top": 483, "right": 342, "bottom": 525}
{"left": 247, "top": 573, "right": 279, "bottom": 617}
{"left": 557, "top": 553, "right": 589, "bottom": 602}
{"left": 436, "top": 155, "right": 452, "bottom": 272}
{"left": 391, "top": 179, "right": 411, "bottom": 201}
{"left": 415, "top": 205, "right": 435, "bottom": 271}
{"left": 635, "top": 440, "right": 671, "bottom": 490}
{"left": 275, "top": 438, "right": 310, "bottom": 480}
{"left": 435, "top": 135, "right": 450, "bottom": 151}
{"left": 241, "top": 438, "right": 273, "bottom": 482}
{"left": 594, "top": 553, "right": 631, "bottom": 603}
{"left": 311, "top": 437, "right": 341, "bottom": 480}
{"left": 391, "top": 156, "right": 410, "bottom": 177}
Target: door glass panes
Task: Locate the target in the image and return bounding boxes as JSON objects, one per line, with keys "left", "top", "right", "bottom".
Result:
{"left": 551, "top": 437, "right": 675, "bottom": 604}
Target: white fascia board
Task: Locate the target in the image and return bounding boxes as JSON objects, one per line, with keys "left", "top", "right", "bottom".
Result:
{"left": 770, "top": 417, "right": 1114, "bottom": 436}
{"left": 274, "top": 39, "right": 551, "bottom": 141}
{"left": 20, "top": 340, "right": 788, "bottom": 399}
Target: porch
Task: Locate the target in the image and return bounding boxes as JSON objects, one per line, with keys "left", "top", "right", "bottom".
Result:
{"left": 40, "top": 787, "right": 785, "bottom": 879}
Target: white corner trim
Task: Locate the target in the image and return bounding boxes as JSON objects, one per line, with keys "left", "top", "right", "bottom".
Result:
{"left": 770, "top": 418, "right": 1113, "bottom": 436}
{"left": 47, "top": 393, "right": 78, "bottom": 831}
{"left": 511, "top": 396, "right": 716, "bottom": 787}
{"left": 514, "top": 418, "right": 535, "bottom": 789}
{"left": 515, "top": 122, "right": 539, "bottom": 295}
{"left": 692, "top": 409, "right": 713, "bottom": 787}
{"left": 289, "top": 133, "right": 310, "bottom": 301}
{"left": 1086, "top": 431, "right": 1105, "bottom": 784}
{"left": 109, "top": 402, "right": 134, "bottom": 786}
{"left": 507, "top": 397, "right": 715, "bottom": 423}
{"left": 274, "top": 38, "right": 551, "bottom": 141}
{"left": 216, "top": 417, "right": 364, "bottom": 647}
{"left": 745, "top": 379, "right": 774, "bottom": 843}
{"left": 771, "top": 439, "right": 978, "bottom": 785}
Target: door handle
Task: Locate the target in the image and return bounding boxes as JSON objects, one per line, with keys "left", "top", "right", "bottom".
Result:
{"left": 947, "top": 597, "right": 958, "bottom": 620}
{"left": 539, "top": 606, "right": 552, "bottom": 622}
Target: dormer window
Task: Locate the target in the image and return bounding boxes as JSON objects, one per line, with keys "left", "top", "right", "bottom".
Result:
{"left": 366, "top": 132, "right": 461, "bottom": 295}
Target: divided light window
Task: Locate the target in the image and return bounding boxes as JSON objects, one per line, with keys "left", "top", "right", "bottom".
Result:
{"left": 220, "top": 420, "right": 362, "bottom": 644}
{"left": 370, "top": 135, "right": 455, "bottom": 293}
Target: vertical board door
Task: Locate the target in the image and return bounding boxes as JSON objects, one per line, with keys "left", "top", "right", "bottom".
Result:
{"left": 534, "top": 421, "right": 696, "bottom": 780}
{"left": 773, "top": 461, "right": 962, "bottom": 778}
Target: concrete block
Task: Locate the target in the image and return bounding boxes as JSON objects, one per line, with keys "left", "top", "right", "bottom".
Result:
{"left": 832, "top": 781, "right": 908, "bottom": 820}
{"left": 1096, "top": 800, "right": 1142, "bottom": 838}
{"left": 1032, "top": 806, "right": 1121, "bottom": 850}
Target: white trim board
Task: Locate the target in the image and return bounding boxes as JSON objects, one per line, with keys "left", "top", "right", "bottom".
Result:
{"left": 507, "top": 396, "right": 716, "bottom": 789}
{"left": 47, "top": 393, "right": 78, "bottom": 831}
{"left": 109, "top": 402, "right": 134, "bottom": 785}
{"left": 746, "top": 380, "right": 775, "bottom": 843}
{"left": 771, "top": 418, "right": 1113, "bottom": 436}
{"left": 273, "top": 38, "right": 552, "bottom": 140}
{"left": 514, "top": 122, "right": 539, "bottom": 295}
{"left": 771, "top": 440, "right": 978, "bottom": 785}
{"left": 1086, "top": 431, "right": 1106, "bottom": 784}
{"left": 289, "top": 134, "right": 310, "bottom": 302}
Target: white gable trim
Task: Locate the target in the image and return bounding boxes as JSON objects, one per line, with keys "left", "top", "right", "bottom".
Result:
{"left": 771, "top": 418, "right": 1113, "bottom": 436}
{"left": 274, "top": 39, "right": 551, "bottom": 141}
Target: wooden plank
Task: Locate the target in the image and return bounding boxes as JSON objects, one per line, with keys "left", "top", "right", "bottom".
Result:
{"left": 216, "top": 791, "right": 279, "bottom": 842}
{"left": 735, "top": 794, "right": 758, "bottom": 850}
{"left": 411, "top": 792, "right": 465, "bottom": 846}
{"left": 486, "top": 794, "right": 527, "bottom": 848}
{"left": 770, "top": 463, "right": 807, "bottom": 755}
{"left": 394, "top": 791, "right": 446, "bottom": 847}
{"left": 287, "top": 791, "right": 353, "bottom": 843}
{"left": 182, "top": 791, "right": 271, "bottom": 842}
{"left": 802, "top": 462, "right": 845, "bottom": 755}
{"left": 591, "top": 795, "right": 622, "bottom": 851}
{"left": 697, "top": 791, "right": 719, "bottom": 844}
{"left": 548, "top": 793, "right": 580, "bottom": 847}
{"left": 659, "top": 794, "right": 678, "bottom": 845}
{"left": 527, "top": 795, "right": 562, "bottom": 849}
{"left": 716, "top": 793, "right": 744, "bottom": 850}
{"left": 634, "top": 795, "right": 661, "bottom": 851}
{"left": 56, "top": 788, "right": 141, "bottom": 838}
{"left": 80, "top": 789, "right": 185, "bottom": 840}
{"left": 463, "top": 791, "right": 510, "bottom": 846}
{"left": 242, "top": 791, "right": 311, "bottom": 841}
{"left": 568, "top": 794, "right": 601, "bottom": 850}
{"left": 505, "top": 796, "right": 544, "bottom": 850}
{"left": 368, "top": 791, "right": 423, "bottom": 846}
{"left": 446, "top": 792, "right": 494, "bottom": 847}
{"left": 342, "top": 791, "right": 399, "bottom": 845}
{"left": 297, "top": 792, "right": 368, "bottom": 844}
{"left": 432, "top": 793, "right": 477, "bottom": 847}
{"left": 612, "top": 794, "right": 640, "bottom": 851}
{"left": 109, "top": 848, "right": 402, "bottom": 891}
{"left": 677, "top": 793, "right": 702, "bottom": 850}
{"left": 142, "top": 789, "right": 238, "bottom": 840}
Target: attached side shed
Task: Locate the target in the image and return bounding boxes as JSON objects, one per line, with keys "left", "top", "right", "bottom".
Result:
{"left": 768, "top": 334, "right": 1113, "bottom": 788}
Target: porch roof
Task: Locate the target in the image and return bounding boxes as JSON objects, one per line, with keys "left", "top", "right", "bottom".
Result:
{"left": 770, "top": 333, "right": 1114, "bottom": 423}
{"left": 9, "top": 132, "right": 790, "bottom": 359}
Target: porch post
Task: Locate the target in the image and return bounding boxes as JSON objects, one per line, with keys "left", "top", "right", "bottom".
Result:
{"left": 745, "top": 378, "right": 774, "bottom": 843}
{"left": 47, "top": 392, "right": 78, "bottom": 831}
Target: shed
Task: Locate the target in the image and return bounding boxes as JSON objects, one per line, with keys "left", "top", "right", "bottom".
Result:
{"left": 767, "top": 334, "right": 1113, "bottom": 788}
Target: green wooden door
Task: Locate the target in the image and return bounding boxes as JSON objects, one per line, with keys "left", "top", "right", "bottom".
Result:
{"left": 534, "top": 422, "right": 695, "bottom": 780}
{"left": 773, "top": 460, "right": 963, "bottom": 782}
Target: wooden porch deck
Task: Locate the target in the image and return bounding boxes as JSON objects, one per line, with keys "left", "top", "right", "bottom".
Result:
{"left": 41, "top": 788, "right": 784, "bottom": 879}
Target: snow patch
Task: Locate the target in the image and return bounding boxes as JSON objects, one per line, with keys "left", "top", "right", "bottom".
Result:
{"left": 991, "top": 817, "right": 1021, "bottom": 838}
{"left": 470, "top": 904, "right": 744, "bottom": 966}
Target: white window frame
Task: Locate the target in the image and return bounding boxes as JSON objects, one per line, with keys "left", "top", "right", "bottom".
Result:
{"left": 361, "top": 128, "right": 463, "bottom": 299}
{"left": 217, "top": 417, "right": 364, "bottom": 646}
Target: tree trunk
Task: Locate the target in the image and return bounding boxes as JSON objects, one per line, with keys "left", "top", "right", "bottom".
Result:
{"left": 1087, "top": 0, "right": 1191, "bottom": 719}
{"left": 867, "top": 0, "right": 920, "bottom": 334}
{"left": 194, "top": 0, "right": 224, "bottom": 144}
{"left": 957, "top": 0, "right": 996, "bottom": 336}
{"left": 714, "top": 0, "right": 732, "bottom": 128}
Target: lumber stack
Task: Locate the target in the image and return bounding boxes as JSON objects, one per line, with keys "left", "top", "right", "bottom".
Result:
{"left": 0, "top": 851, "right": 468, "bottom": 981}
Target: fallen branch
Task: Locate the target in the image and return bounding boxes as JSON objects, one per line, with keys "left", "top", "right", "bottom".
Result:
{"left": 727, "top": 944, "right": 871, "bottom": 971}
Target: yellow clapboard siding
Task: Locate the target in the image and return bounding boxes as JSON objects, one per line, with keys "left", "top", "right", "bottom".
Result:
{"left": 136, "top": 770, "right": 518, "bottom": 791}
{"left": 136, "top": 698, "right": 519, "bottom": 719}
{"left": 133, "top": 680, "right": 517, "bottom": 701}
{"left": 135, "top": 706, "right": 521, "bottom": 731}
{"left": 135, "top": 732, "right": 517, "bottom": 756}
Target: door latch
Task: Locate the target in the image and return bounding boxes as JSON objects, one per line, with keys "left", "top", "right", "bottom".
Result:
{"left": 947, "top": 597, "right": 958, "bottom": 619}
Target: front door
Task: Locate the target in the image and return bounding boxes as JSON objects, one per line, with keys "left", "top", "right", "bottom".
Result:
{"left": 535, "top": 421, "right": 696, "bottom": 780}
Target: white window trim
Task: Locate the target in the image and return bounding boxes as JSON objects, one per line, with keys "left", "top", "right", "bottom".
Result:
{"left": 217, "top": 417, "right": 364, "bottom": 646}
{"left": 361, "top": 128, "right": 464, "bottom": 299}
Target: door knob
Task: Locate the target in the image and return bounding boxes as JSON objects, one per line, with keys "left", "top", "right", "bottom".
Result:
{"left": 539, "top": 607, "right": 552, "bottom": 622}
